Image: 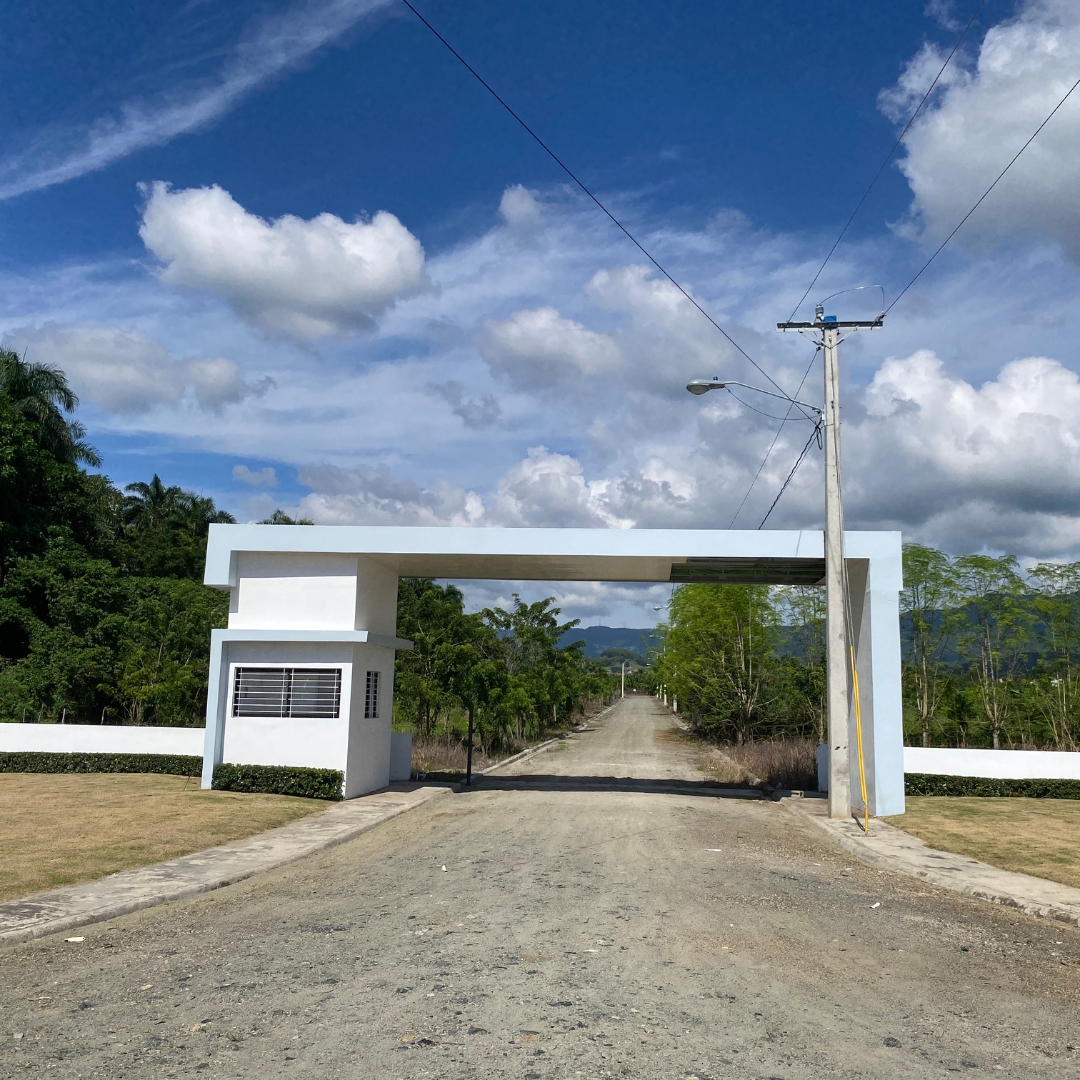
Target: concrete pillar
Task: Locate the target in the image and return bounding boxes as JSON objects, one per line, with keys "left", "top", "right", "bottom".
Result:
{"left": 845, "top": 555, "right": 905, "bottom": 816}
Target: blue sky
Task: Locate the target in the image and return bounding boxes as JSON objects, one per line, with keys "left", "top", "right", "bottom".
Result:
{"left": 3, "top": 0, "right": 1080, "bottom": 625}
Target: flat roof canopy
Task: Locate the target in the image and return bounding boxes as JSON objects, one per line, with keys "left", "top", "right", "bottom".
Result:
{"left": 205, "top": 526, "right": 902, "bottom": 589}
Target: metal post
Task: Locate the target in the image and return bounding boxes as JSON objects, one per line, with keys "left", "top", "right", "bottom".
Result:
{"left": 466, "top": 704, "right": 475, "bottom": 786}
{"left": 822, "top": 323, "right": 851, "bottom": 819}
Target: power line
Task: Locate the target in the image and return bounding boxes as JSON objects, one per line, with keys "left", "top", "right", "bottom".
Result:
{"left": 758, "top": 418, "right": 823, "bottom": 529}
{"left": 399, "top": 0, "right": 812, "bottom": 417}
{"left": 886, "top": 72, "right": 1080, "bottom": 314}
{"left": 786, "top": 0, "right": 987, "bottom": 322}
{"left": 727, "top": 347, "right": 819, "bottom": 528}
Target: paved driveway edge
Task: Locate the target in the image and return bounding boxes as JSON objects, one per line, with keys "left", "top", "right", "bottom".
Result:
{"left": 0, "top": 784, "right": 450, "bottom": 947}
{"left": 784, "top": 795, "right": 1080, "bottom": 925}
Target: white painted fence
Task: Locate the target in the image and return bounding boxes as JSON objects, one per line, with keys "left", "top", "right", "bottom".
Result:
{"left": 0, "top": 724, "right": 204, "bottom": 756}
{"left": 904, "top": 746, "right": 1080, "bottom": 780}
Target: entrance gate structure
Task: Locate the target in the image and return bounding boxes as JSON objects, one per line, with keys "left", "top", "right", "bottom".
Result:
{"left": 201, "top": 525, "right": 904, "bottom": 815}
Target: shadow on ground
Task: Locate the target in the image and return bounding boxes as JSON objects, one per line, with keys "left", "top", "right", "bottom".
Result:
{"left": 468, "top": 774, "right": 768, "bottom": 799}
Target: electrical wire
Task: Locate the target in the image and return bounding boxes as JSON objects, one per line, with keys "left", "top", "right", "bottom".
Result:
{"left": 786, "top": 0, "right": 987, "bottom": 322}
{"left": 886, "top": 72, "right": 1080, "bottom": 315}
{"left": 399, "top": 0, "right": 813, "bottom": 419}
{"left": 725, "top": 387, "right": 816, "bottom": 423}
{"left": 757, "top": 417, "right": 822, "bottom": 529}
{"left": 728, "top": 348, "right": 819, "bottom": 528}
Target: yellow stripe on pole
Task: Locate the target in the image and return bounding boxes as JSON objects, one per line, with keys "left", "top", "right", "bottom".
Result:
{"left": 850, "top": 645, "right": 869, "bottom": 834}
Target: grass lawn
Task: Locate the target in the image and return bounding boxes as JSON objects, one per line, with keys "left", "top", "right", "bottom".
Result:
{"left": 887, "top": 796, "right": 1080, "bottom": 889}
{"left": 0, "top": 773, "right": 327, "bottom": 902}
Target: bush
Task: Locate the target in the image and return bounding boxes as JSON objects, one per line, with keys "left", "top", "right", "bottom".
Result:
{"left": 0, "top": 751, "right": 201, "bottom": 775}
{"left": 905, "top": 773, "right": 1080, "bottom": 799}
{"left": 212, "top": 763, "right": 343, "bottom": 801}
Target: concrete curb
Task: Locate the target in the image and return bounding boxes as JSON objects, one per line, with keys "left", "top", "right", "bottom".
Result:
{"left": 784, "top": 796, "right": 1080, "bottom": 926}
{"left": 0, "top": 783, "right": 449, "bottom": 947}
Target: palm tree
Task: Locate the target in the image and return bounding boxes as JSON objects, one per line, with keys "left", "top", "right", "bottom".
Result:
{"left": 0, "top": 348, "right": 100, "bottom": 465}
{"left": 123, "top": 477, "right": 236, "bottom": 535}
{"left": 123, "top": 475, "right": 189, "bottom": 532}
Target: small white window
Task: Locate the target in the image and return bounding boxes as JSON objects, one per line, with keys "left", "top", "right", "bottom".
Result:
{"left": 233, "top": 667, "right": 341, "bottom": 719}
{"left": 364, "top": 670, "right": 380, "bottom": 719}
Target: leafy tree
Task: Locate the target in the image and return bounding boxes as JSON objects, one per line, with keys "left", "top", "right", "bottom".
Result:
{"left": 0, "top": 349, "right": 100, "bottom": 465}
{"left": 952, "top": 554, "right": 1033, "bottom": 750}
{"left": 119, "top": 474, "right": 234, "bottom": 579}
{"left": 654, "top": 583, "right": 778, "bottom": 743}
{"left": 1028, "top": 561, "right": 1080, "bottom": 748}
{"left": 774, "top": 585, "right": 826, "bottom": 740}
{"left": 259, "top": 509, "right": 314, "bottom": 525}
{"left": 901, "top": 543, "right": 957, "bottom": 747}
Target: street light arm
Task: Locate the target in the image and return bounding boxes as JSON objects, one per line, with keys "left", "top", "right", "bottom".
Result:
{"left": 686, "top": 378, "right": 821, "bottom": 415}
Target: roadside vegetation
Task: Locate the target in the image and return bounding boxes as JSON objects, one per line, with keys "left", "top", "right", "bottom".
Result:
{"left": 0, "top": 352, "right": 615, "bottom": 743}
{"left": 651, "top": 544, "right": 1080, "bottom": 758}
{"left": 395, "top": 578, "right": 616, "bottom": 768}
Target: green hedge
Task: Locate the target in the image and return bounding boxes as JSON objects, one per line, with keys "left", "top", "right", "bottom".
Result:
{"left": 212, "top": 763, "right": 343, "bottom": 801}
{"left": 905, "top": 773, "right": 1080, "bottom": 799}
{"left": 0, "top": 751, "right": 201, "bottom": 776}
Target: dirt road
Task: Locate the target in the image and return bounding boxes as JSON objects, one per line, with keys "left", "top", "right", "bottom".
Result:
{"left": 3, "top": 696, "right": 1079, "bottom": 1078}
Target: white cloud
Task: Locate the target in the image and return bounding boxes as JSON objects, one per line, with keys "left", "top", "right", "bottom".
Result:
{"left": 845, "top": 350, "right": 1080, "bottom": 554}
{"left": 295, "top": 463, "right": 486, "bottom": 527}
{"left": 886, "top": 0, "right": 1080, "bottom": 257}
{"left": 139, "top": 182, "right": 427, "bottom": 337}
{"left": 10, "top": 324, "right": 271, "bottom": 414}
{"left": 0, "top": 0, "right": 393, "bottom": 200}
{"left": 499, "top": 184, "right": 542, "bottom": 227}
{"left": 479, "top": 307, "right": 622, "bottom": 388}
{"left": 233, "top": 464, "right": 278, "bottom": 488}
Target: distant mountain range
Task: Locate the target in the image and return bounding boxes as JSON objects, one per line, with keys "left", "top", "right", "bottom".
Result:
{"left": 559, "top": 625, "right": 661, "bottom": 660}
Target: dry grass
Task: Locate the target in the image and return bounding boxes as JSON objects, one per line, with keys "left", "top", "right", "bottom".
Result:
{"left": 410, "top": 735, "right": 504, "bottom": 776}
{"left": 887, "top": 797, "right": 1080, "bottom": 890}
{"left": 707, "top": 738, "right": 818, "bottom": 790}
{"left": 0, "top": 773, "right": 326, "bottom": 902}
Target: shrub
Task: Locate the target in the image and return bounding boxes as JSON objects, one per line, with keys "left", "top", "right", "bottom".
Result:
{"left": 0, "top": 751, "right": 200, "bottom": 775}
{"left": 212, "top": 763, "right": 343, "bottom": 801}
{"left": 905, "top": 773, "right": 1080, "bottom": 799}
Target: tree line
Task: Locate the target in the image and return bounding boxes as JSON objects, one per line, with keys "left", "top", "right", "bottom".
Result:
{"left": 651, "top": 545, "right": 1080, "bottom": 752}
{"left": 396, "top": 579, "right": 616, "bottom": 756}
{"left": 0, "top": 350, "right": 614, "bottom": 733}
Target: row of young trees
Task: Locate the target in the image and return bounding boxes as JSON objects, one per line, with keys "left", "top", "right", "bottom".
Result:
{"left": 652, "top": 546, "right": 1080, "bottom": 751}
{"left": 0, "top": 349, "right": 614, "bottom": 733}
{"left": 396, "top": 579, "right": 616, "bottom": 755}
{"left": 902, "top": 545, "right": 1080, "bottom": 750}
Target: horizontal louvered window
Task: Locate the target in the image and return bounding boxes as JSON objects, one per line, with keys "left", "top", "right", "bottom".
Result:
{"left": 232, "top": 667, "right": 341, "bottom": 719}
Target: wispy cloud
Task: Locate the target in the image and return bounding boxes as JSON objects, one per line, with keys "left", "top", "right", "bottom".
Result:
{"left": 0, "top": 0, "right": 393, "bottom": 201}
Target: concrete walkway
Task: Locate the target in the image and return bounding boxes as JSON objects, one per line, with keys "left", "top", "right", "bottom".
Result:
{"left": 787, "top": 793, "right": 1080, "bottom": 925}
{"left": 0, "top": 783, "right": 449, "bottom": 946}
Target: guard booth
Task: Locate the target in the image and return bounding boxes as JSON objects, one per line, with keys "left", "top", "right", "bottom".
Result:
{"left": 200, "top": 525, "right": 904, "bottom": 814}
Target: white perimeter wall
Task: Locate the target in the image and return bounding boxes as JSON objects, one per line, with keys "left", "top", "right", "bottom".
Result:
{"left": 905, "top": 746, "right": 1080, "bottom": 780}
{"left": 0, "top": 724, "right": 203, "bottom": 756}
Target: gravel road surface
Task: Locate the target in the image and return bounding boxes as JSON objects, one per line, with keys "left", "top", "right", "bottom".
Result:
{"left": 2, "top": 696, "right": 1079, "bottom": 1079}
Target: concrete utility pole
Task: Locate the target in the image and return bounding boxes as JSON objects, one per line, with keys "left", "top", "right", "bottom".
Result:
{"left": 621, "top": 660, "right": 628, "bottom": 699}
{"left": 777, "top": 306, "right": 882, "bottom": 819}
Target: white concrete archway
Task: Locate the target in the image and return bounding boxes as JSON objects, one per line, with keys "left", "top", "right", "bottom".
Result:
{"left": 201, "top": 526, "right": 903, "bottom": 814}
